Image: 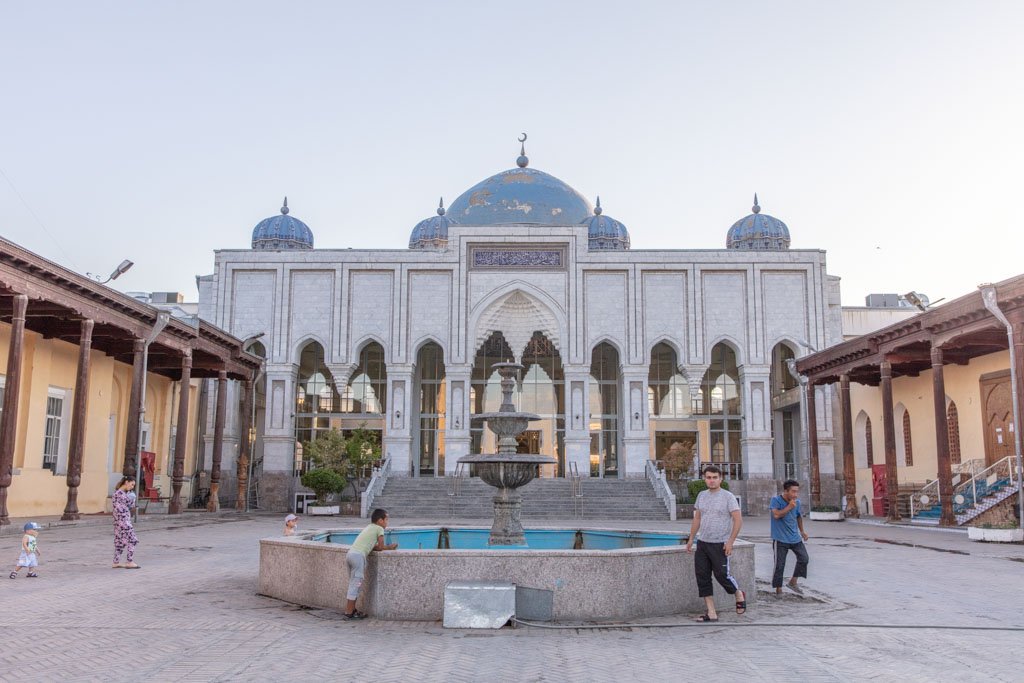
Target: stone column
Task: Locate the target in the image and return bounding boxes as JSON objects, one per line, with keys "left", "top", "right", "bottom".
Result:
{"left": 444, "top": 367, "right": 472, "bottom": 475}
{"left": 839, "top": 374, "right": 858, "bottom": 518}
{"left": 930, "top": 346, "right": 956, "bottom": 527}
{"left": 169, "top": 352, "right": 192, "bottom": 514}
{"left": 207, "top": 369, "right": 227, "bottom": 512}
{"left": 806, "top": 380, "right": 821, "bottom": 507}
{"left": 382, "top": 365, "right": 413, "bottom": 477}
{"left": 0, "top": 294, "right": 28, "bottom": 525}
{"left": 563, "top": 368, "right": 591, "bottom": 477}
{"left": 880, "top": 359, "right": 900, "bottom": 521}
{"left": 236, "top": 378, "right": 253, "bottom": 510}
{"left": 621, "top": 368, "right": 651, "bottom": 478}
{"left": 62, "top": 319, "right": 94, "bottom": 521}
{"left": 122, "top": 338, "right": 146, "bottom": 478}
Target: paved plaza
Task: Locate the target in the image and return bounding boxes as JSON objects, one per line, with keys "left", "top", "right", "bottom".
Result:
{"left": 1, "top": 513, "right": 1022, "bottom": 682}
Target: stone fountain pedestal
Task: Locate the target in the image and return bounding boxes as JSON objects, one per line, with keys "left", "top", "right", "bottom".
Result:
{"left": 458, "top": 362, "right": 556, "bottom": 547}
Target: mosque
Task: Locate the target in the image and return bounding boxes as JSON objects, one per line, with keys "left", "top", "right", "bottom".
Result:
{"left": 198, "top": 139, "right": 843, "bottom": 514}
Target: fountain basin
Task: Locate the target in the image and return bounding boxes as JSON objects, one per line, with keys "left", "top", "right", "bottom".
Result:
{"left": 259, "top": 526, "right": 755, "bottom": 621}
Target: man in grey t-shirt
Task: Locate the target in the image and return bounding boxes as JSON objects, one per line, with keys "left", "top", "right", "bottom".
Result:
{"left": 685, "top": 465, "right": 746, "bottom": 621}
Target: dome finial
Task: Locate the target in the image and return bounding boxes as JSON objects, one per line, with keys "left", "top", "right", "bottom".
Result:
{"left": 281, "top": 196, "right": 289, "bottom": 215}
{"left": 752, "top": 193, "right": 760, "bottom": 214}
{"left": 516, "top": 132, "right": 529, "bottom": 168}
{"left": 594, "top": 196, "right": 603, "bottom": 215}
{"left": 437, "top": 197, "right": 446, "bottom": 216}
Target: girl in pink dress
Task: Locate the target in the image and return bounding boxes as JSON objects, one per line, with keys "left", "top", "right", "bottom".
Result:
{"left": 112, "top": 476, "right": 140, "bottom": 568}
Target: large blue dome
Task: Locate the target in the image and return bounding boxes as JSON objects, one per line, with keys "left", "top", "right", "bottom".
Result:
{"left": 447, "top": 161, "right": 593, "bottom": 226}
{"left": 251, "top": 198, "right": 314, "bottom": 250}
{"left": 582, "top": 197, "right": 630, "bottom": 250}
{"left": 726, "top": 195, "right": 790, "bottom": 250}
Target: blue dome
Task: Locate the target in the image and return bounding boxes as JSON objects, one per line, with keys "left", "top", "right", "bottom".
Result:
{"left": 251, "top": 198, "right": 314, "bottom": 250}
{"left": 447, "top": 159, "right": 593, "bottom": 226}
{"left": 409, "top": 198, "right": 452, "bottom": 249}
{"left": 726, "top": 195, "right": 790, "bottom": 250}
{"left": 582, "top": 197, "right": 630, "bottom": 250}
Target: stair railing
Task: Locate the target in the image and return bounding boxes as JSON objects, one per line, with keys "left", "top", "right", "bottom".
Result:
{"left": 953, "top": 455, "right": 1017, "bottom": 514}
{"left": 446, "top": 462, "right": 468, "bottom": 515}
{"left": 360, "top": 456, "right": 392, "bottom": 518}
{"left": 646, "top": 459, "right": 677, "bottom": 521}
{"left": 909, "top": 478, "right": 940, "bottom": 519}
{"left": 568, "top": 461, "right": 582, "bottom": 518}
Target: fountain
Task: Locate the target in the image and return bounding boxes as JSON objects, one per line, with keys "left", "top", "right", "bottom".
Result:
{"left": 457, "top": 362, "right": 556, "bottom": 547}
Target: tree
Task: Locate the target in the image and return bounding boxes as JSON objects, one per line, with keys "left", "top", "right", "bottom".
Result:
{"left": 304, "top": 430, "right": 347, "bottom": 475}
{"left": 300, "top": 468, "right": 346, "bottom": 505}
{"left": 344, "top": 425, "right": 382, "bottom": 497}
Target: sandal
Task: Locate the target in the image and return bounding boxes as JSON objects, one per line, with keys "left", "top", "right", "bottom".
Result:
{"left": 735, "top": 591, "right": 747, "bottom": 615}
{"left": 26, "top": 572, "right": 38, "bottom": 578}
{"left": 124, "top": 563, "right": 141, "bottom": 569}
{"left": 343, "top": 611, "right": 367, "bottom": 620}
{"left": 695, "top": 613, "right": 719, "bottom": 622}
{"left": 8, "top": 571, "right": 16, "bottom": 579}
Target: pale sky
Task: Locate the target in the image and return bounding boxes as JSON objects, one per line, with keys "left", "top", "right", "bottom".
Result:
{"left": 2, "top": 1, "right": 1022, "bottom": 306}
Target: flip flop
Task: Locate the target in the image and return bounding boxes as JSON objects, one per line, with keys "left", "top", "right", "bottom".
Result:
{"left": 735, "top": 592, "right": 747, "bottom": 614}
{"left": 26, "top": 572, "right": 38, "bottom": 578}
{"left": 695, "top": 613, "right": 719, "bottom": 622}
{"left": 124, "top": 563, "right": 141, "bottom": 569}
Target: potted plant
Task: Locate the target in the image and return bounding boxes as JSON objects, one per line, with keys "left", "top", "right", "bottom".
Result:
{"left": 301, "top": 468, "right": 346, "bottom": 515}
{"left": 967, "top": 522, "right": 1024, "bottom": 543}
{"left": 810, "top": 505, "right": 844, "bottom": 521}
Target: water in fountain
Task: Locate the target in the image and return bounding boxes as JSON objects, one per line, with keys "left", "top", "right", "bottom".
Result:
{"left": 458, "top": 362, "right": 556, "bottom": 547}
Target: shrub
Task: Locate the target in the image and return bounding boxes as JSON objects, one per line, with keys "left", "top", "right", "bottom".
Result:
{"left": 687, "top": 478, "right": 730, "bottom": 500}
{"left": 300, "top": 468, "right": 347, "bottom": 505}
{"left": 812, "top": 505, "right": 841, "bottom": 513}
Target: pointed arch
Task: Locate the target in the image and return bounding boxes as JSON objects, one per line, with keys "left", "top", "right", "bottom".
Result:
{"left": 411, "top": 334, "right": 449, "bottom": 362}
{"left": 854, "top": 410, "right": 871, "bottom": 469}
{"left": 350, "top": 333, "right": 390, "bottom": 367}
{"left": 293, "top": 334, "right": 330, "bottom": 366}
{"left": 705, "top": 335, "right": 744, "bottom": 367}
{"left": 469, "top": 282, "right": 567, "bottom": 362}
{"left": 947, "top": 400, "right": 961, "bottom": 465}
{"left": 589, "top": 335, "right": 626, "bottom": 362}
{"left": 646, "top": 335, "right": 684, "bottom": 366}
{"left": 894, "top": 402, "right": 912, "bottom": 467}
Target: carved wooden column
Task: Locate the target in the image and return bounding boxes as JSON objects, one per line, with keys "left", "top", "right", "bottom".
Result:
{"left": 880, "top": 359, "right": 901, "bottom": 520}
{"left": 0, "top": 294, "right": 28, "bottom": 525}
{"left": 207, "top": 369, "right": 227, "bottom": 512}
{"left": 62, "top": 319, "right": 94, "bottom": 521}
{"left": 122, "top": 338, "right": 145, "bottom": 477}
{"left": 839, "top": 373, "right": 858, "bottom": 518}
{"left": 930, "top": 346, "right": 955, "bottom": 526}
{"left": 805, "top": 380, "right": 821, "bottom": 507}
{"left": 169, "top": 352, "right": 192, "bottom": 514}
{"left": 236, "top": 378, "right": 253, "bottom": 511}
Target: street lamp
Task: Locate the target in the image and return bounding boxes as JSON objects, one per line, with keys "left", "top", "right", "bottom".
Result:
{"left": 786, "top": 339, "right": 818, "bottom": 509}
{"left": 978, "top": 285, "right": 1024, "bottom": 531}
{"left": 88, "top": 259, "right": 134, "bottom": 284}
{"left": 133, "top": 310, "right": 172, "bottom": 522}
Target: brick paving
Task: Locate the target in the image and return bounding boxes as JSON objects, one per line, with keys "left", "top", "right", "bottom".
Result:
{"left": 1, "top": 512, "right": 1022, "bottom": 682}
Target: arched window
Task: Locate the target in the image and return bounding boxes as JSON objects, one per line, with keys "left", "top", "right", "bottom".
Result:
{"left": 648, "top": 343, "right": 690, "bottom": 418}
{"left": 589, "top": 342, "right": 620, "bottom": 478}
{"left": 902, "top": 410, "right": 914, "bottom": 467}
{"left": 295, "top": 341, "right": 339, "bottom": 445}
{"left": 699, "top": 343, "right": 742, "bottom": 468}
{"left": 521, "top": 332, "right": 564, "bottom": 475}
{"left": 470, "top": 332, "right": 515, "bottom": 455}
{"left": 947, "top": 402, "right": 961, "bottom": 465}
{"left": 770, "top": 343, "right": 798, "bottom": 396}
{"left": 415, "top": 343, "right": 445, "bottom": 477}
{"left": 854, "top": 411, "right": 870, "bottom": 469}
{"left": 345, "top": 343, "right": 387, "bottom": 415}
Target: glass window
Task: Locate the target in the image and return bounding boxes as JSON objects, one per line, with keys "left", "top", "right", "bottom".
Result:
{"left": 648, "top": 343, "right": 690, "bottom": 418}
{"left": 43, "top": 395, "right": 63, "bottom": 471}
{"left": 770, "top": 343, "right": 798, "bottom": 396}
{"left": 589, "top": 343, "right": 619, "bottom": 477}
{"left": 416, "top": 343, "right": 445, "bottom": 477}
{"left": 698, "top": 344, "right": 741, "bottom": 417}
{"left": 345, "top": 343, "right": 388, "bottom": 415}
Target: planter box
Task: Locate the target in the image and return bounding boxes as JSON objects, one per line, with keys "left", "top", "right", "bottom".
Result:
{"left": 809, "top": 510, "right": 844, "bottom": 521}
{"left": 307, "top": 505, "right": 340, "bottom": 516}
{"left": 967, "top": 527, "right": 1024, "bottom": 543}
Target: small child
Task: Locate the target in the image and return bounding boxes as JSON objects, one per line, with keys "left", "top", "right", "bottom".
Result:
{"left": 10, "top": 522, "right": 43, "bottom": 579}
{"left": 284, "top": 514, "right": 298, "bottom": 536}
{"left": 344, "top": 508, "right": 398, "bottom": 619}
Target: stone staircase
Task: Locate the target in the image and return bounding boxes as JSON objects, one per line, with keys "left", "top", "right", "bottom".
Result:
{"left": 371, "top": 477, "right": 671, "bottom": 521}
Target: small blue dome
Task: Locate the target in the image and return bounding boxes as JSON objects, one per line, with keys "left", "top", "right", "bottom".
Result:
{"left": 447, "top": 149, "right": 592, "bottom": 226}
{"left": 251, "top": 197, "right": 314, "bottom": 250}
{"left": 726, "top": 195, "right": 790, "bottom": 250}
{"left": 582, "top": 197, "right": 630, "bottom": 250}
{"left": 409, "top": 198, "right": 452, "bottom": 249}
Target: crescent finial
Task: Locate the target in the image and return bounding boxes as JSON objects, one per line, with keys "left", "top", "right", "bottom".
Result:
{"left": 518, "top": 133, "right": 527, "bottom": 143}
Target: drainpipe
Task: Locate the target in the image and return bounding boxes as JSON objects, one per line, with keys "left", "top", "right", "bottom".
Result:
{"left": 979, "top": 285, "right": 1024, "bottom": 531}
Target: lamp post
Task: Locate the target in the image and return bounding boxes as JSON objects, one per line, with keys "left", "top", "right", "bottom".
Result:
{"left": 133, "top": 310, "right": 171, "bottom": 522}
{"left": 979, "top": 285, "right": 1024, "bottom": 531}
{"left": 88, "top": 259, "right": 134, "bottom": 284}
{"left": 786, "top": 339, "right": 818, "bottom": 509}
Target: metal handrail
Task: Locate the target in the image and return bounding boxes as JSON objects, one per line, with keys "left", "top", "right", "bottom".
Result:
{"left": 360, "top": 456, "right": 392, "bottom": 518}
{"left": 446, "top": 462, "right": 467, "bottom": 497}
{"left": 954, "top": 455, "right": 1017, "bottom": 506}
{"left": 567, "top": 461, "right": 582, "bottom": 518}
{"left": 646, "top": 459, "right": 677, "bottom": 521}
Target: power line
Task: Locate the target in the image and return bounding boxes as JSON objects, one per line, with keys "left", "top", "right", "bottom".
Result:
{"left": 0, "top": 165, "right": 78, "bottom": 268}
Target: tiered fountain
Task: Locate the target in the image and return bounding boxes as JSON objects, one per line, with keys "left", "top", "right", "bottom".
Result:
{"left": 458, "top": 362, "right": 556, "bottom": 547}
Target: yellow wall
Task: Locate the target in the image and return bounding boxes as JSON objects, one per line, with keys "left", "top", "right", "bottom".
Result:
{"left": 0, "top": 324, "right": 203, "bottom": 518}
{"left": 849, "top": 350, "right": 1010, "bottom": 510}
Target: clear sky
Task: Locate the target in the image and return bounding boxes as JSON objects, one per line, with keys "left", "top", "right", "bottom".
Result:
{"left": 2, "top": 1, "right": 1022, "bottom": 306}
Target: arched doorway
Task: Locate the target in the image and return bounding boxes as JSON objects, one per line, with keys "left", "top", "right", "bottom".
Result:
{"left": 589, "top": 342, "right": 621, "bottom": 478}
{"left": 414, "top": 342, "right": 445, "bottom": 477}
{"left": 699, "top": 343, "right": 742, "bottom": 477}
{"left": 520, "top": 332, "right": 564, "bottom": 477}
{"left": 769, "top": 342, "right": 799, "bottom": 480}
{"left": 648, "top": 342, "right": 695, "bottom": 480}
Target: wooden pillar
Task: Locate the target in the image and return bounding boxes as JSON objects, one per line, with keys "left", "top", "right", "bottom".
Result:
{"left": 62, "top": 319, "right": 94, "bottom": 521}
{"left": 806, "top": 380, "right": 821, "bottom": 507}
{"left": 122, "top": 338, "right": 145, "bottom": 478}
{"left": 207, "top": 370, "right": 227, "bottom": 512}
{"left": 881, "top": 359, "right": 901, "bottom": 520}
{"left": 840, "top": 374, "right": 858, "bottom": 518}
{"left": 931, "top": 346, "right": 955, "bottom": 527}
{"left": 236, "top": 378, "right": 253, "bottom": 511}
{"left": 1014, "top": 321, "right": 1024, "bottom": 463}
{"left": 168, "top": 352, "right": 192, "bottom": 515}
{"left": 0, "top": 294, "right": 28, "bottom": 525}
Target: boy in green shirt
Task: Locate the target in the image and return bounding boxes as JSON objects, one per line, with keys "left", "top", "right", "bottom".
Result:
{"left": 344, "top": 508, "right": 398, "bottom": 619}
